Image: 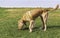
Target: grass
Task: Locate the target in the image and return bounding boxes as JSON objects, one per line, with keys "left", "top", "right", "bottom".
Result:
{"left": 0, "top": 8, "right": 60, "bottom": 38}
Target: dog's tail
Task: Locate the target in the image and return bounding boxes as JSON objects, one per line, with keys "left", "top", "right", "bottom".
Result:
{"left": 52, "top": 4, "right": 59, "bottom": 11}
{"left": 45, "top": 4, "right": 59, "bottom": 11}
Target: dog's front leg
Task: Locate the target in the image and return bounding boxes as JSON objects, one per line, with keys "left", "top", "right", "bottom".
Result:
{"left": 29, "top": 20, "right": 34, "bottom": 32}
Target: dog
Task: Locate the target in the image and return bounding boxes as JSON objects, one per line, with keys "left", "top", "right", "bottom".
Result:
{"left": 18, "top": 5, "right": 59, "bottom": 32}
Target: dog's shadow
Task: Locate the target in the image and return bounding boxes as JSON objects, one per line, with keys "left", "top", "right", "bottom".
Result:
{"left": 34, "top": 25, "right": 60, "bottom": 32}
{"left": 22, "top": 25, "right": 60, "bottom": 32}
{"left": 47, "top": 26, "right": 60, "bottom": 29}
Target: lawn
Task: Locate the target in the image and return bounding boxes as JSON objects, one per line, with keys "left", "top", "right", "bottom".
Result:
{"left": 0, "top": 8, "right": 60, "bottom": 38}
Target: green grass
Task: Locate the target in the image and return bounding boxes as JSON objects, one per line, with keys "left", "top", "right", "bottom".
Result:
{"left": 0, "top": 8, "right": 60, "bottom": 38}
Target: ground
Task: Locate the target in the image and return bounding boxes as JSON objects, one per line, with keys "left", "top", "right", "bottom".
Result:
{"left": 0, "top": 8, "right": 60, "bottom": 38}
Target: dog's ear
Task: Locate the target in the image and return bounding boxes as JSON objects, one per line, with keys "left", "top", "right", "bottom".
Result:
{"left": 23, "top": 21, "right": 26, "bottom": 25}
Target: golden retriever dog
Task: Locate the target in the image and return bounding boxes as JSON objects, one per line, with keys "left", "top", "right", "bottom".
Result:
{"left": 18, "top": 5, "right": 59, "bottom": 32}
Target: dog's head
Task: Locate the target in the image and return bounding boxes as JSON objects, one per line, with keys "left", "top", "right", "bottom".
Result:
{"left": 18, "top": 19, "right": 24, "bottom": 30}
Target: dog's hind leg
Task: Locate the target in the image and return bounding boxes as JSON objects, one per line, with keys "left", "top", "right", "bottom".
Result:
{"left": 40, "top": 12, "right": 48, "bottom": 31}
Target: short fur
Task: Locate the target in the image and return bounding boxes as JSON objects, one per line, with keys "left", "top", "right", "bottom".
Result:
{"left": 18, "top": 5, "right": 59, "bottom": 32}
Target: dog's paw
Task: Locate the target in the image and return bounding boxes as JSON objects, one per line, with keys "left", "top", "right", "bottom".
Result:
{"left": 43, "top": 29, "right": 46, "bottom": 31}
{"left": 29, "top": 30, "right": 32, "bottom": 33}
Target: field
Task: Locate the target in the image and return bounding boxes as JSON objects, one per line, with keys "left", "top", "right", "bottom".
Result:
{"left": 0, "top": 8, "right": 60, "bottom": 38}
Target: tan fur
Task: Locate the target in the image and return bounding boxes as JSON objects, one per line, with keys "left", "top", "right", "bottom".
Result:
{"left": 18, "top": 5, "right": 59, "bottom": 32}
